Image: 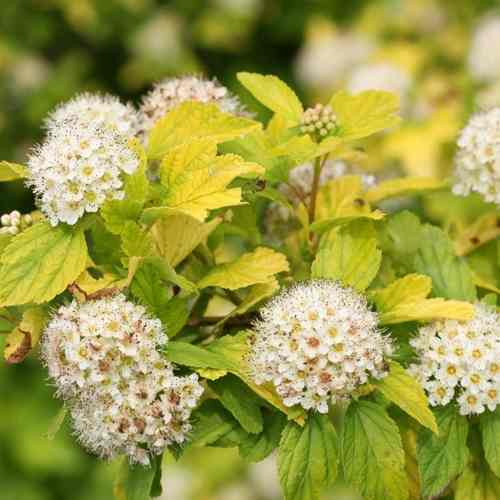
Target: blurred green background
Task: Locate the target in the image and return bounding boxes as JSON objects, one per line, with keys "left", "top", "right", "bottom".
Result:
{"left": 1, "top": 1, "right": 499, "bottom": 498}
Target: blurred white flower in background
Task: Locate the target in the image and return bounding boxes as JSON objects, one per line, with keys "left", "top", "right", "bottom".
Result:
{"left": 469, "top": 15, "right": 500, "bottom": 83}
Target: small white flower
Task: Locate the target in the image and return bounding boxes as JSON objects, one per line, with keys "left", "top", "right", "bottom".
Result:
{"left": 453, "top": 108, "right": 500, "bottom": 206}
{"left": 41, "top": 294, "right": 203, "bottom": 464}
{"left": 411, "top": 303, "right": 500, "bottom": 416}
{"left": 469, "top": 16, "right": 500, "bottom": 83}
{"left": 27, "top": 117, "right": 139, "bottom": 226}
{"left": 247, "top": 280, "right": 392, "bottom": 413}
{"left": 137, "top": 75, "right": 251, "bottom": 140}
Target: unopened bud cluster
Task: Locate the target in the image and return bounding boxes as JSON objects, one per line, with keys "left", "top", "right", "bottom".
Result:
{"left": 41, "top": 294, "right": 203, "bottom": 465}
{"left": 247, "top": 281, "right": 392, "bottom": 413}
{"left": 300, "top": 104, "right": 337, "bottom": 140}
{"left": 0, "top": 210, "right": 33, "bottom": 235}
{"left": 409, "top": 304, "right": 500, "bottom": 416}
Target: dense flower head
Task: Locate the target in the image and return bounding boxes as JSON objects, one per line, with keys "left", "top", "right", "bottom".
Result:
{"left": 0, "top": 210, "right": 32, "bottom": 235}
{"left": 453, "top": 108, "right": 500, "bottom": 205}
{"left": 300, "top": 104, "right": 337, "bottom": 140}
{"left": 41, "top": 294, "right": 203, "bottom": 465}
{"left": 45, "top": 92, "right": 139, "bottom": 136}
{"left": 137, "top": 75, "right": 249, "bottom": 139}
{"left": 409, "top": 304, "right": 500, "bottom": 416}
{"left": 468, "top": 16, "right": 500, "bottom": 83}
{"left": 247, "top": 281, "right": 392, "bottom": 413}
{"left": 27, "top": 117, "right": 139, "bottom": 226}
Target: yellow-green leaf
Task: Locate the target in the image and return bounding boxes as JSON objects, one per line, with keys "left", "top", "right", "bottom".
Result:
{"left": 4, "top": 307, "right": 48, "bottom": 364}
{"left": 311, "top": 220, "right": 382, "bottom": 291}
{"left": 74, "top": 270, "right": 128, "bottom": 296}
{"left": 330, "top": 90, "right": 400, "bottom": 141}
{"left": 373, "top": 362, "right": 438, "bottom": 434}
{"left": 454, "top": 212, "right": 500, "bottom": 257}
{"left": 147, "top": 101, "right": 260, "bottom": 160}
{"left": 455, "top": 462, "right": 500, "bottom": 500}
{"left": 0, "top": 161, "right": 27, "bottom": 181}
{"left": 0, "top": 222, "right": 88, "bottom": 306}
{"left": 153, "top": 139, "right": 263, "bottom": 222}
{"left": 366, "top": 177, "right": 447, "bottom": 204}
{"left": 372, "top": 274, "right": 474, "bottom": 324}
{"left": 198, "top": 247, "right": 289, "bottom": 290}
{"left": 151, "top": 214, "right": 221, "bottom": 266}
{"left": 237, "top": 72, "right": 303, "bottom": 123}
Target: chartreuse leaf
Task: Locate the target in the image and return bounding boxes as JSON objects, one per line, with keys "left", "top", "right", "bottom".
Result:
{"left": 147, "top": 101, "right": 260, "bottom": 160}
{"left": 239, "top": 410, "right": 286, "bottom": 462}
{"left": 113, "top": 458, "right": 157, "bottom": 500}
{"left": 312, "top": 176, "right": 384, "bottom": 233}
{"left": 209, "top": 374, "right": 263, "bottom": 434}
{"left": 455, "top": 461, "right": 500, "bottom": 500}
{"left": 378, "top": 210, "right": 422, "bottom": 259}
{"left": 0, "top": 221, "right": 88, "bottom": 306}
{"left": 4, "top": 307, "right": 48, "bottom": 364}
{"left": 225, "top": 278, "right": 279, "bottom": 319}
{"left": 480, "top": 410, "right": 500, "bottom": 478}
{"left": 125, "top": 139, "right": 149, "bottom": 204}
{"left": 121, "top": 221, "right": 154, "bottom": 258}
{"left": 151, "top": 214, "right": 220, "bottom": 266}
{"left": 330, "top": 90, "right": 400, "bottom": 140}
{"left": 372, "top": 361, "right": 437, "bottom": 433}
{"left": 366, "top": 177, "right": 447, "bottom": 204}
{"left": 237, "top": 72, "right": 303, "bottom": 123}
{"left": 454, "top": 212, "right": 500, "bottom": 257}
{"left": 101, "top": 199, "right": 143, "bottom": 235}
{"left": 311, "top": 220, "right": 381, "bottom": 291}
{"left": 145, "top": 139, "right": 263, "bottom": 223}
{"left": 197, "top": 247, "right": 289, "bottom": 290}
{"left": 341, "top": 400, "right": 408, "bottom": 500}
{"left": 278, "top": 413, "right": 338, "bottom": 500}
{"left": 0, "top": 161, "right": 27, "bottom": 181}
{"left": 414, "top": 225, "right": 477, "bottom": 301}
{"left": 371, "top": 274, "right": 474, "bottom": 324}
{"left": 416, "top": 405, "right": 469, "bottom": 498}
{"left": 165, "top": 331, "right": 303, "bottom": 421}
{"left": 74, "top": 269, "right": 127, "bottom": 296}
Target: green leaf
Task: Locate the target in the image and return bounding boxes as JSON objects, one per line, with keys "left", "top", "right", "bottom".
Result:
{"left": 455, "top": 461, "right": 500, "bottom": 500}
{"left": 151, "top": 138, "right": 263, "bottom": 222}
{"left": 371, "top": 274, "right": 474, "bottom": 324}
{"left": 158, "top": 296, "right": 191, "bottom": 338}
{"left": 330, "top": 90, "right": 400, "bottom": 140}
{"left": 147, "top": 101, "right": 260, "bottom": 160}
{"left": 366, "top": 177, "right": 447, "bottom": 204}
{"left": 125, "top": 139, "right": 149, "bottom": 204}
{"left": 416, "top": 405, "right": 469, "bottom": 498}
{"left": 113, "top": 458, "right": 156, "bottom": 500}
{"left": 237, "top": 72, "right": 303, "bottom": 123}
{"left": 101, "top": 199, "right": 143, "bottom": 235}
{"left": 341, "top": 400, "right": 408, "bottom": 500}
{"left": 414, "top": 225, "right": 477, "bottom": 301}
{"left": 0, "top": 221, "right": 88, "bottom": 306}
{"left": 0, "top": 161, "right": 27, "bottom": 181}
{"left": 239, "top": 411, "right": 286, "bottom": 462}
{"left": 130, "top": 262, "right": 171, "bottom": 314}
{"left": 372, "top": 361, "right": 438, "bottom": 433}
{"left": 189, "top": 399, "right": 241, "bottom": 447}
{"left": 278, "top": 413, "right": 338, "bottom": 500}
{"left": 209, "top": 374, "right": 263, "bottom": 434}
{"left": 480, "top": 409, "right": 500, "bottom": 478}
{"left": 140, "top": 256, "right": 197, "bottom": 295}
{"left": 121, "top": 221, "right": 154, "bottom": 258}
{"left": 197, "top": 247, "right": 289, "bottom": 290}
{"left": 378, "top": 211, "right": 423, "bottom": 259}
{"left": 311, "top": 220, "right": 381, "bottom": 291}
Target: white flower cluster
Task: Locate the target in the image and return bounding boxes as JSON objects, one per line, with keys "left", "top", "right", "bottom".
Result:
{"left": 410, "top": 304, "right": 500, "bottom": 416}
{"left": 248, "top": 281, "right": 392, "bottom": 413}
{"left": 0, "top": 210, "right": 32, "bottom": 235}
{"left": 45, "top": 93, "right": 139, "bottom": 136}
{"left": 27, "top": 115, "right": 139, "bottom": 226}
{"left": 469, "top": 16, "right": 500, "bottom": 83}
{"left": 41, "top": 294, "right": 203, "bottom": 465}
{"left": 137, "top": 76, "right": 249, "bottom": 138}
{"left": 453, "top": 108, "right": 500, "bottom": 205}
{"left": 347, "top": 62, "right": 411, "bottom": 111}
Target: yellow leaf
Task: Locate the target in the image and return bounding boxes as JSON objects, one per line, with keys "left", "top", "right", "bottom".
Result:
{"left": 152, "top": 139, "right": 264, "bottom": 222}
{"left": 373, "top": 361, "right": 438, "bottom": 434}
{"left": 365, "top": 177, "right": 447, "bottom": 204}
{"left": 330, "top": 90, "right": 400, "bottom": 140}
{"left": 0, "top": 161, "right": 27, "bottom": 181}
{"left": 4, "top": 307, "right": 47, "bottom": 364}
{"left": 237, "top": 72, "right": 303, "bottom": 123}
{"left": 147, "top": 101, "right": 261, "bottom": 160}
{"left": 151, "top": 214, "right": 221, "bottom": 266}
{"left": 473, "top": 272, "right": 500, "bottom": 295}
{"left": 198, "top": 247, "right": 289, "bottom": 290}
{"left": 372, "top": 274, "right": 474, "bottom": 324}
{"left": 454, "top": 212, "right": 500, "bottom": 256}
{"left": 74, "top": 270, "right": 128, "bottom": 297}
